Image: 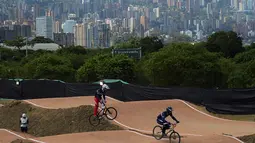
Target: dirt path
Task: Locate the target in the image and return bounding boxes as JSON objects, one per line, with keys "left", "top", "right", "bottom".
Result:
{"left": 24, "top": 96, "right": 119, "bottom": 109}
{"left": 0, "top": 130, "right": 21, "bottom": 143}
{"left": 38, "top": 130, "right": 240, "bottom": 143}
{"left": 110, "top": 99, "right": 255, "bottom": 137}
{"left": 8, "top": 97, "right": 254, "bottom": 143}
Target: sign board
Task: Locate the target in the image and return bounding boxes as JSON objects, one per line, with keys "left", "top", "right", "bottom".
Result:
{"left": 112, "top": 48, "right": 142, "bottom": 59}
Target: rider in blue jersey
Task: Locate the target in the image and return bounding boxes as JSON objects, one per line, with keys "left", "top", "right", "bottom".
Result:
{"left": 157, "top": 107, "right": 180, "bottom": 135}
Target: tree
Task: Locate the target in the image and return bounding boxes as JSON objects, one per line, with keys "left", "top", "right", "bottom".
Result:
{"left": 142, "top": 43, "right": 223, "bottom": 87}
{"left": 4, "top": 36, "right": 26, "bottom": 51}
{"left": 227, "top": 63, "right": 250, "bottom": 88}
{"left": 234, "top": 48, "right": 255, "bottom": 64}
{"left": 95, "top": 55, "right": 135, "bottom": 81}
{"left": 217, "top": 58, "right": 236, "bottom": 88}
{"left": 76, "top": 57, "right": 98, "bottom": 83}
{"left": 66, "top": 54, "right": 86, "bottom": 70}
{"left": 0, "top": 65, "right": 15, "bottom": 78}
{"left": 228, "top": 60, "right": 255, "bottom": 88}
{"left": 76, "top": 54, "right": 135, "bottom": 82}
{"left": 243, "top": 43, "right": 255, "bottom": 51}
{"left": 115, "top": 36, "right": 164, "bottom": 55}
{"left": 168, "top": 33, "right": 193, "bottom": 43}
{"left": 0, "top": 47, "right": 15, "bottom": 61}
{"left": 30, "top": 36, "right": 54, "bottom": 44}
{"left": 206, "top": 31, "right": 244, "bottom": 58}
{"left": 56, "top": 46, "right": 87, "bottom": 55}
{"left": 55, "top": 46, "right": 88, "bottom": 70}
{"left": 24, "top": 54, "right": 75, "bottom": 82}
{"left": 139, "top": 36, "right": 164, "bottom": 55}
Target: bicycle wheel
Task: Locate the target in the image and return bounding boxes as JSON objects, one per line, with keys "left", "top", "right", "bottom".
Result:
{"left": 105, "top": 107, "right": 118, "bottom": 120}
{"left": 152, "top": 125, "right": 164, "bottom": 140}
{"left": 169, "top": 131, "right": 181, "bottom": 143}
{"left": 89, "top": 114, "right": 100, "bottom": 126}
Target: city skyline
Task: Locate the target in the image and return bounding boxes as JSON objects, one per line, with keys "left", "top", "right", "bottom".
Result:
{"left": 0, "top": 0, "right": 254, "bottom": 48}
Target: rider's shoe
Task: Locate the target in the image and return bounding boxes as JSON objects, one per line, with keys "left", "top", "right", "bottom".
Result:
{"left": 162, "top": 133, "right": 168, "bottom": 138}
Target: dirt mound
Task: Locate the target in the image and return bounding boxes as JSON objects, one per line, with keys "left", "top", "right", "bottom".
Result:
{"left": 24, "top": 96, "right": 120, "bottom": 109}
{"left": 11, "top": 139, "right": 34, "bottom": 143}
{"left": 0, "top": 100, "right": 122, "bottom": 137}
{"left": 238, "top": 134, "right": 255, "bottom": 143}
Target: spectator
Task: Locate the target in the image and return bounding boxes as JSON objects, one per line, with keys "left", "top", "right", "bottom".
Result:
{"left": 20, "top": 113, "right": 29, "bottom": 133}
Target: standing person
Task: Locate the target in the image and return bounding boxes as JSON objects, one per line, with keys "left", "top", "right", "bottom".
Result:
{"left": 94, "top": 81, "right": 110, "bottom": 116}
{"left": 20, "top": 113, "right": 29, "bottom": 133}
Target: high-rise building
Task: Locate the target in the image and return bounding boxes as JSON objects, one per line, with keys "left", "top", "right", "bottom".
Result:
{"left": 199, "top": 0, "right": 205, "bottom": 7}
{"left": 74, "top": 23, "right": 85, "bottom": 47}
{"left": 63, "top": 20, "right": 77, "bottom": 33}
{"left": 85, "top": 23, "right": 93, "bottom": 48}
{"left": 207, "top": 3, "right": 212, "bottom": 18}
{"left": 140, "top": 15, "right": 148, "bottom": 31}
{"left": 17, "top": 0, "right": 25, "bottom": 24}
{"left": 129, "top": 17, "right": 136, "bottom": 33}
{"left": 177, "top": 0, "right": 182, "bottom": 9}
{"left": 85, "top": 22, "right": 100, "bottom": 48}
{"left": 233, "top": 0, "right": 239, "bottom": 9}
{"left": 98, "top": 23, "right": 110, "bottom": 48}
{"left": 36, "top": 16, "right": 53, "bottom": 40}
{"left": 239, "top": 2, "right": 243, "bottom": 11}
{"left": 45, "top": 9, "right": 54, "bottom": 17}
{"left": 33, "top": 4, "right": 41, "bottom": 21}
{"left": 54, "top": 33, "right": 74, "bottom": 47}
{"left": 247, "top": 0, "right": 253, "bottom": 10}
{"left": 9, "top": 25, "right": 21, "bottom": 37}
{"left": 167, "top": 0, "right": 176, "bottom": 7}
{"left": 153, "top": 7, "right": 160, "bottom": 18}
{"left": 54, "top": 21, "right": 61, "bottom": 33}
{"left": 21, "top": 25, "right": 32, "bottom": 38}
{"left": 122, "top": 18, "right": 129, "bottom": 28}
{"left": 186, "top": 0, "right": 193, "bottom": 13}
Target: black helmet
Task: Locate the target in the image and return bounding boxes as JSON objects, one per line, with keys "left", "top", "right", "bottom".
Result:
{"left": 166, "top": 106, "right": 173, "bottom": 113}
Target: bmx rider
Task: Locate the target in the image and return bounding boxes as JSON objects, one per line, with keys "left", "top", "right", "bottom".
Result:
{"left": 94, "top": 81, "right": 110, "bottom": 116}
{"left": 156, "top": 106, "right": 180, "bottom": 136}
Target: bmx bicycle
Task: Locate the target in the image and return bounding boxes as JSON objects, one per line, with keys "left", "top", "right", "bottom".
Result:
{"left": 152, "top": 123, "right": 181, "bottom": 143}
{"left": 89, "top": 102, "right": 118, "bottom": 126}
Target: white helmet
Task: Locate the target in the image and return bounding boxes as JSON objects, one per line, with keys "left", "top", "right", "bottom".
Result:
{"left": 22, "top": 113, "right": 26, "bottom": 118}
{"left": 102, "top": 84, "right": 110, "bottom": 91}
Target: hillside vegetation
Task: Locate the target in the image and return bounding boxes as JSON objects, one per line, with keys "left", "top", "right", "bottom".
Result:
{"left": 1, "top": 31, "right": 255, "bottom": 89}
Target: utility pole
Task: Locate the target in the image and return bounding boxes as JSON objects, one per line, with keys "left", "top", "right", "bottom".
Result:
{"left": 25, "top": 37, "right": 28, "bottom": 57}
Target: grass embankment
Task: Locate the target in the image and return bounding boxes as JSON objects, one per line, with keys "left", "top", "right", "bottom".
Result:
{"left": 11, "top": 139, "right": 34, "bottom": 143}
{"left": 189, "top": 103, "right": 255, "bottom": 143}
{"left": 0, "top": 100, "right": 122, "bottom": 137}
{"left": 190, "top": 103, "right": 255, "bottom": 122}
{"left": 238, "top": 134, "right": 255, "bottom": 143}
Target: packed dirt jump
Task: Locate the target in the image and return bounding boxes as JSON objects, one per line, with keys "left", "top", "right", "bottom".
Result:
{"left": 1, "top": 96, "right": 254, "bottom": 143}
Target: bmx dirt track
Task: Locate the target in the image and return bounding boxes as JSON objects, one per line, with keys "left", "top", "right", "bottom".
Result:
{"left": 1, "top": 96, "right": 254, "bottom": 143}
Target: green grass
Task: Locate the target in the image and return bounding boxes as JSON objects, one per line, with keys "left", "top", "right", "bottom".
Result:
{"left": 11, "top": 139, "right": 34, "bottom": 143}
{"left": 0, "top": 100, "right": 122, "bottom": 137}
{"left": 190, "top": 103, "right": 255, "bottom": 122}
{"left": 238, "top": 134, "right": 255, "bottom": 143}
{"left": 0, "top": 98, "right": 14, "bottom": 105}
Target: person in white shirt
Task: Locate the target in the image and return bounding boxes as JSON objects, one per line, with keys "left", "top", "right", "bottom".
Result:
{"left": 20, "top": 113, "right": 29, "bottom": 133}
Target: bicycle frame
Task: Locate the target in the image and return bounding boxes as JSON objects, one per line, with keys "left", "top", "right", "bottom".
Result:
{"left": 98, "top": 101, "right": 107, "bottom": 115}
{"left": 165, "top": 123, "right": 177, "bottom": 135}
